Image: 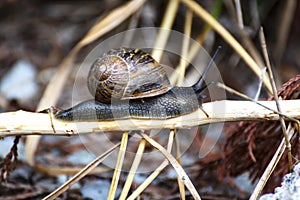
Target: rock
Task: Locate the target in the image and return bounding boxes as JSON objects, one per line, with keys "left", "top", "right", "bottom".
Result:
{"left": 0, "top": 60, "right": 38, "bottom": 101}
{"left": 260, "top": 163, "right": 300, "bottom": 200}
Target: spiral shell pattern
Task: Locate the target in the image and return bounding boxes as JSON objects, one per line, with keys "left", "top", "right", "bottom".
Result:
{"left": 87, "top": 48, "right": 172, "bottom": 103}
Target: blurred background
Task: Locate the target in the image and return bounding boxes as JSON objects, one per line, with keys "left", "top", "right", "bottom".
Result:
{"left": 0, "top": 0, "right": 299, "bottom": 199}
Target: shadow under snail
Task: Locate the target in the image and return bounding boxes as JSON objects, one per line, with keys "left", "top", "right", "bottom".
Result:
{"left": 54, "top": 47, "right": 210, "bottom": 121}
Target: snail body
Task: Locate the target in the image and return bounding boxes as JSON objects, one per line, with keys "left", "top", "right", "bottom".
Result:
{"left": 54, "top": 48, "right": 207, "bottom": 121}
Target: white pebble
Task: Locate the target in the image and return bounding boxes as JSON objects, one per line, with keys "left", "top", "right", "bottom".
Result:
{"left": 0, "top": 60, "right": 38, "bottom": 101}
{"left": 260, "top": 163, "right": 300, "bottom": 200}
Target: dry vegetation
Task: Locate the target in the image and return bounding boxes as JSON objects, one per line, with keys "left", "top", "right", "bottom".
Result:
{"left": 0, "top": 0, "right": 300, "bottom": 199}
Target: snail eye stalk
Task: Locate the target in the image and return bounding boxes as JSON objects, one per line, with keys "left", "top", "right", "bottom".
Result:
{"left": 192, "top": 46, "right": 222, "bottom": 95}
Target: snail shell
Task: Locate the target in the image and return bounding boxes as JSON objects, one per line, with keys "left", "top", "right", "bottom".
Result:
{"left": 87, "top": 48, "right": 172, "bottom": 103}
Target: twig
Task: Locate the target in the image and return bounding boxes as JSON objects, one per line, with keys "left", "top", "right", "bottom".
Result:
{"left": 151, "top": 0, "right": 179, "bottom": 61}
{"left": 42, "top": 142, "right": 121, "bottom": 200}
{"left": 180, "top": 0, "right": 272, "bottom": 92}
{"left": 260, "top": 27, "right": 292, "bottom": 171}
{"left": 34, "top": 164, "right": 111, "bottom": 176}
{"left": 231, "top": 0, "right": 265, "bottom": 70}
{"left": 119, "top": 138, "right": 146, "bottom": 200}
{"left": 127, "top": 129, "right": 176, "bottom": 200}
{"left": 274, "top": 0, "right": 297, "bottom": 65}
{"left": 250, "top": 0, "right": 260, "bottom": 29}
{"left": 175, "top": 130, "right": 186, "bottom": 200}
{"left": 122, "top": 5, "right": 143, "bottom": 46}
{"left": 234, "top": 0, "right": 244, "bottom": 29}
{"left": 108, "top": 132, "right": 128, "bottom": 200}
{"left": 140, "top": 132, "right": 201, "bottom": 200}
{"left": 254, "top": 67, "right": 266, "bottom": 101}
{"left": 214, "top": 83, "right": 296, "bottom": 122}
{"left": 177, "top": 8, "right": 193, "bottom": 86}
{"left": 1, "top": 100, "right": 300, "bottom": 137}
{"left": 249, "top": 124, "right": 295, "bottom": 200}
{"left": 169, "top": 0, "right": 222, "bottom": 85}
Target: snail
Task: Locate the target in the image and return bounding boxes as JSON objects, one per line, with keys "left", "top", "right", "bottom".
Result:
{"left": 54, "top": 47, "right": 210, "bottom": 121}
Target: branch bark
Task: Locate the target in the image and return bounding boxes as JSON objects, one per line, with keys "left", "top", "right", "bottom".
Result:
{"left": 1, "top": 100, "right": 299, "bottom": 137}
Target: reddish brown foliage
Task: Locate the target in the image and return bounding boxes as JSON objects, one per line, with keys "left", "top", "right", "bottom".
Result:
{"left": 1, "top": 136, "right": 20, "bottom": 182}
{"left": 221, "top": 74, "right": 300, "bottom": 192}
